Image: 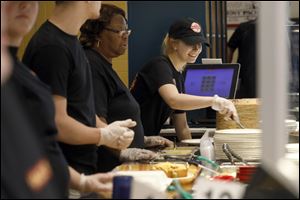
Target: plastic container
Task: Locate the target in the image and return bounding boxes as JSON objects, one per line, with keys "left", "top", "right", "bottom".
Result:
{"left": 212, "top": 175, "right": 235, "bottom": 182}
{"left": 236, "top": 166, "right": 257, "bottom": 184}
{"left": 112, "top": 176, "right": 133, "bottom": 199}
{"left": 200, "top": 130, "right": 215, "bottom": 162}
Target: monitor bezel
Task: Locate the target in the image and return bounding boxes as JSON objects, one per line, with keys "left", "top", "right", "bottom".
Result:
{"left": 184, "top": 63, "right": 241, "bottom": 99}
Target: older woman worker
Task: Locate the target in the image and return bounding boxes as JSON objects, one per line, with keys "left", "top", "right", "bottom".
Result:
{"left": 80, "top": 4, "right": 173, "bottom": 172}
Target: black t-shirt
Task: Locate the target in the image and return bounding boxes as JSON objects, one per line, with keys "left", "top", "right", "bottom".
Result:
{"left": 84, "top": 48, "right": 145, "bottom": 172}
{"left": 8, "top": 47, "right": 69, "bottom": 197}
{"left": 130, "top": 55, "right": 185, "bottom": 136}
{"left": 1, "top": 83, "right": 63, "bottom": 198}
{"left": 10, "top": 47, "right": 57, "bottom": 138}
{"left": 228, "top": 20, "right": 257, "bottom": 98}
{"left": 23, "top": 20, "right": 97, "bottom": 174}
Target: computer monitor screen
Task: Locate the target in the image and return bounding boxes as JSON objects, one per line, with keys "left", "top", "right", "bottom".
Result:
{"left": 184, "top": 64, "right": 240, "bottom": 99}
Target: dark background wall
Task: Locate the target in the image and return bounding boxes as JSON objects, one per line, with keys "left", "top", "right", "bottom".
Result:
{"left": 128, "top": 1, "right": 207, "bottom": 84}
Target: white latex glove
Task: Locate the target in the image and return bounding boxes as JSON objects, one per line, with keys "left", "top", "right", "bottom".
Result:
{"left": 98, "top": 119, "right": 136, "bottom": 150}
{"left": 211, "top": 95, "right": 239, "bottom": 122}
{"left": 144, "top": 136, "right": 174, "bottom": 148}
{"left": 119, "top": 148, "right": 159, "bottom": 162}
{"left": 79, "top": 172, "right": 114, "bottom": 193}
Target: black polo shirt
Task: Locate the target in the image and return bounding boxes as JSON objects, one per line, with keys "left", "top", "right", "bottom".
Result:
{"left": 23, "top": 20, "right": 97, "bottom": 174}
{"left": 228, "top": 20, "right": 257, "bottom": 98}
{"left": 9, "top": 47, "right": 69, "bottom": 197}
{"left": 130, "top": 55, "right": 185, "bottom": 136}
{"left": 84, "top": 48, "right": 145, "bottom": 172}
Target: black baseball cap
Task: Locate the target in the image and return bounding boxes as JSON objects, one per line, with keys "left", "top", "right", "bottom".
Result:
{"left": 168, "top": 17, "right": 210, "bottom": 47}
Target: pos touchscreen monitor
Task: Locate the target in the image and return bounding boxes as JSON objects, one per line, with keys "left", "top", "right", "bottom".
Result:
{"left": 184, "top": 63, "right": 240, "bottom": 99}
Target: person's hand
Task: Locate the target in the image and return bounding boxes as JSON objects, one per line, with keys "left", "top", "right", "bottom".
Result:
{"left": 79, "top": 172, "right": 114, "bottom": 193}
{"left": 98, "top": 119, "right": 136, "bottom": 150}
{"left": 119, "top": 148, "right": 158, "bottom": 162}
{"left": 211, "top": 95, "right": 239, "bottom": 121}
{"left": 144, "top": 136, "right": 174, "bottom": 148}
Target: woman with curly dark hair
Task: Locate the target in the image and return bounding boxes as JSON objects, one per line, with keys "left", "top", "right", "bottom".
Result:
{"left": 80, "top": 4, "right": 174, "bottom": 172}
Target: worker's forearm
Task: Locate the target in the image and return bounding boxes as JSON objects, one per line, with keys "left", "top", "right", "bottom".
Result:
{"left": 56, "top": 115, "right": 99, "bottom": 145}
{"left": 169, "top": 94, "right": 214, "bottom": 110}
{"left": 69, "top": 167, "right": 81, "bottom": 191}
{"left": 176, "top": 127, "right": 192, "bottom": 141}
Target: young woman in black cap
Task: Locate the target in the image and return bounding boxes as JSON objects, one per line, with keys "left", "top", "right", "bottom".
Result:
{"left": 79, "top": 4, "right": 174, "bottom": 172}
{"left": 130, "top": 18, "right": 240, "bottom": 140}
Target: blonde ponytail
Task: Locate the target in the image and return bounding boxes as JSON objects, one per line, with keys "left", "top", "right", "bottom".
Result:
{"left": 161, "top": 34, "right": 170, "bottom": 55}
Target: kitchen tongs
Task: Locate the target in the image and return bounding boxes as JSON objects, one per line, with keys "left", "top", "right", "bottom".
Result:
{"left": 222, "top": 143, "right": 248, "bottom": 165}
